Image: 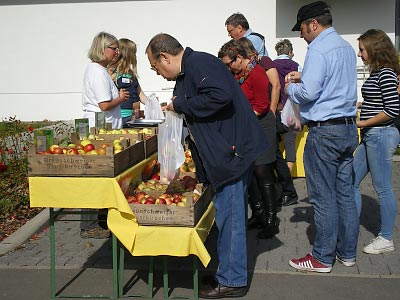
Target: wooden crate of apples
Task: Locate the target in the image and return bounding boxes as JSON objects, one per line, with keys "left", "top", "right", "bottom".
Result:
{"left": 126, "top": 158, "right": 213, "bottom": 227}
{"left": 95, "top": 128, "right": 158, "bottom": 158}
{"left": 27, "top": 133, "right": 145, "bottom": 177}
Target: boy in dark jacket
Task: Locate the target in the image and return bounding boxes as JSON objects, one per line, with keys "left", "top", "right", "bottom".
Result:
{"left": 146, "top": 33, "right": 268, "bottom": 299}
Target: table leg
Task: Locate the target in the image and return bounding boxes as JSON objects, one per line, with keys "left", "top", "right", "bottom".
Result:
{"left": 148, "top": 257, "right": 154, "bottom": 299}
{"left": 112, "top": 234, "right": 119, "bottom": 299}
{"left": 163, "top": 257, "right": 168, "bottom": 300}
{"left": 50, "top": 208, "right": 56, "bottom": 299}
{"left": 193, "top": 256, "right": 198, "bottom": 300}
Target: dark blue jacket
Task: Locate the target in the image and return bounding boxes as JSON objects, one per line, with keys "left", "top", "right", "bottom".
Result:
{"left": 115, "top": 75, "right": 139, "bottom": 110}
{"left": 173, "top": 48, "right": 268, "bottom": 189}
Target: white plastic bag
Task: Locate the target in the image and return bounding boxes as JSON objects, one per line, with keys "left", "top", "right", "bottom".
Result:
{"left": 157, "top": 111, "right": 185, "bottom": 184}
{"left": 281, "top": 97, "right": 302, "bottom": 132}
{"left": 144, "top": 93, "right": 165, "bottom": 120}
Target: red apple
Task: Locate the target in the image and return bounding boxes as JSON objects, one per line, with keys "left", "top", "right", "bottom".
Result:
{"left": 52, "top": 147, "right": 64, "bottom": 155}
{"left": 126, "top": 195, "right": 136, "bottom": 203}
{"left": 144, "top": 197, "right": 155, "bottom": 204}
{"left": 151, "top": 174, "right": 160, "bottom": 180}
{"left": 136, "top": 193, "right": 146, "bottom": 202}
{"left": 83, "top": 143, "right": 95, "bottom": 153}
{"left": 156, "top": 198, "right": 167, "bottom": 205}
{"left": 76, "top": 144, "right": 84, "bottom": 151}
{"left": 49, "top": 145, "right": 60, "bottom": 154}
{"left": 67, "top": 148, "right": 78, "bottom": 155}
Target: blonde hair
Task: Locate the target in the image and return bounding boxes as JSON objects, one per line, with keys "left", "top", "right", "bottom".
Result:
{"left": 110, "top": 38, "right": 138, "bottom": 80}
{"left": 88, "top": 32, "right": 118, "bottom": 62}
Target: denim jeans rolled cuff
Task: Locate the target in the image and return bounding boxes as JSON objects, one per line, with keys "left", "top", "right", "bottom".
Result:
{"left": 336, "top": 254, "right": 356, "bottom": 263}
{"left": 213, "top": 167, "right": 252, "bottom": 287}
{"left": 305, "top": 123, "right": 359, "bottom": 266}
{"left": 310, "top": 252, "right": 333, "bottom": 267}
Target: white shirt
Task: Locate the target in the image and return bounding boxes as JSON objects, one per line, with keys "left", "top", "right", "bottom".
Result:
{"left": 82, "top": 62, "right": 122, "bottom": 129}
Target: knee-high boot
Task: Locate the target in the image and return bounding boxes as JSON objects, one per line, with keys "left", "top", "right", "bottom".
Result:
{"left": 247, "top": 176, "right": 266, "bottom": 230}
{"left": 257, "top": 183, "right": 279, "bottom": 239}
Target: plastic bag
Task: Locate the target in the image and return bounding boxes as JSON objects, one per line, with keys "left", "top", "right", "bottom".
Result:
{"left": 157, "top": 111, "right": 185, "bottom": 184}
{"left": 144, "top": 93, "right": 165, "bottom": 120}
{"left": 280, "top": 97, "right": 302, "bottom": 132}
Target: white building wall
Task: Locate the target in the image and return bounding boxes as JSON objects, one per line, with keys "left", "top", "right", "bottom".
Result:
{"left": 0, "top": 0, "right": 395, "bottom": 121}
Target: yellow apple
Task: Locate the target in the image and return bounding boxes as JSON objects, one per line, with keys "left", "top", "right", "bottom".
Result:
{"left": 80, "top": 139, "right": 92, "bottom": 147}
{"left": 114, "top": 143, "right": 124, "bottom": 151}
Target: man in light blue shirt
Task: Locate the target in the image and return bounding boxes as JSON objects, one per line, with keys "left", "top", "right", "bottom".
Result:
{"left": 225, "top": 13, "right": 268, "bottom": 57}
{"left": 285, "top": 1, "right": 359, "bottom": 274}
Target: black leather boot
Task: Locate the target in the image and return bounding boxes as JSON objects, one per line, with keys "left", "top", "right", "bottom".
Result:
{"left": 247, "top": 177, "right": 266, "bottom": 230}
{"left": 257, "top": 183, "right": 279, "bottom": 239}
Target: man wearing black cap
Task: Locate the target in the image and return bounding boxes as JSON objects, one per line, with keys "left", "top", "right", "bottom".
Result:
{"left": 285, "top": 1, "right": 359, "bottom": 273}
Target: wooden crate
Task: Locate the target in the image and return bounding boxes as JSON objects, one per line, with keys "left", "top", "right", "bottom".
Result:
{"left": 127, "top": 172, "right": 213, "bottom": 227}
{"left": 144, "top": 135, "right": 158, "bottom": 158}
{"left": 28, "top": 141, "right": 145, "bottom": 177}
{"left": 129, "top": 185, "right": 213, "bottom": 227}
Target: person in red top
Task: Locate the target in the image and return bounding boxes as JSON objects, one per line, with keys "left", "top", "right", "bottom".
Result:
{"left": 218, "top": 39, "right": 278, "bottom": 239}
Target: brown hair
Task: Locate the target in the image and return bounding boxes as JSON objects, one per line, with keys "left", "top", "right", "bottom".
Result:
{"left": 358, "top": 29, "right": 400, "bottom": 74}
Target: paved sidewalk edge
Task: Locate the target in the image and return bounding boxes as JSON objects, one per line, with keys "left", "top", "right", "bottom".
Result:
{"left": 0, "top": 208, "right": 58, "bottom": 256}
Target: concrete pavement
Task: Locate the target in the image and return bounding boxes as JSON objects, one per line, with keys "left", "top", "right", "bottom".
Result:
{"left": 0, "top": 163, "right": 400, "bottom": 299}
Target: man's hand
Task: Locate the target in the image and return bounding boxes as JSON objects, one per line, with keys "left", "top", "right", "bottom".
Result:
{"left": 285, "top": 71, "right": 301, "bottom": 83}
{"left": 166, "top": 96, "right": 176, "bottom": 112}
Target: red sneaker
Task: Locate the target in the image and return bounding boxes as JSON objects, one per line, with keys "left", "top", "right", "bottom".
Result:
{"left": 289, "top": 253, "right": 332, "bottom": 273}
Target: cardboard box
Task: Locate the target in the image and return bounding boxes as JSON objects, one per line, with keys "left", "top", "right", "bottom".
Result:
{"left": 27, "top": 141, "right": 145, "bottom": 177}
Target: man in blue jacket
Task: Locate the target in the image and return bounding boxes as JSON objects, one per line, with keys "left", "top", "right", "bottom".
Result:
{"left": 146, "top": 33, "right": 268, "bottom": 298}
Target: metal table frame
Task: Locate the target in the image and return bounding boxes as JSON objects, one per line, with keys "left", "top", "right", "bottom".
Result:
{"left": 49, "top": 208, "right": 119, "bottom": 299}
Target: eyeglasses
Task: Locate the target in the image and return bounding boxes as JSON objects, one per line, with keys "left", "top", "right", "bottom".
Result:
{"left": 224, "top": 56, "right": 237, "bottom": 68}
{"left": 107, "top": 46, "right": 119, "bottom": 52}
{"left": 227, "top": 26, "right": 237, "bottom": 35}
{"left": 150, "top": 59, "right": 160, "bottom": 72}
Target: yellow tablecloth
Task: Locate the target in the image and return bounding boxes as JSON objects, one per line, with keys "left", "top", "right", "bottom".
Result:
{"left": 29, "top": 154, "right": 215, "bottom": 266}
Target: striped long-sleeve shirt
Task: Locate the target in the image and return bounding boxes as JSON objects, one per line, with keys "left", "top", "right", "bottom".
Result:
{"left": 360, "top": 67, "right": 400, "bottom": 127}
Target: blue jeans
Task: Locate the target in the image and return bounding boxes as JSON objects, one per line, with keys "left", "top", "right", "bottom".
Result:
{"left": 304, "top": 123, "right": 359, "bottom": 266}
{"left": 353, "top": 126, "right": 400, "bottom": 240}
{"left": 213, "top": 166, "right": 252, "bottom": 287}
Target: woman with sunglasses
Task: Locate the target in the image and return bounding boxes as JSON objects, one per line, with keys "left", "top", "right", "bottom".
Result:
{"left": 82, "top": 32, "right": 129, "bottom": 130}
{"left": 218, "top": 38, "right": 278, "bottom": 239}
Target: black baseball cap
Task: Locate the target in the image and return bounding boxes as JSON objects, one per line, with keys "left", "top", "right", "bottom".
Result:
{"left": 292, "top": 1, "right": 331, "bottom": 31}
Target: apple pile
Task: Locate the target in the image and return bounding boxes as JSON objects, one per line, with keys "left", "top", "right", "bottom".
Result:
{"left": 127, "top": 191, "right": 187, "bottom": 206}
{"left": 179, "top": 150, "right": 196, "bottom": 172}
{"left": 136, "top": 177, "right": 168, "bottom": 191}
{"left": 97, "top": 128, "right": 154, "bottom": 135}
{"left": 37, "top": 137, "right": 125, "bottom": 155}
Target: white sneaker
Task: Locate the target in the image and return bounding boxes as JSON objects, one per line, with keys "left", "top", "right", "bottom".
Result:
{"left": 363, "top": 235, "right": 394, "bottom": 254}
{"left": 336, "top": 256, "right": 356, "bottom": 267}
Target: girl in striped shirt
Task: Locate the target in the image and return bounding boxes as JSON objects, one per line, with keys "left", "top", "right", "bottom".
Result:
{"left": 354, "top": 29, "right": 400, "bottom": 255}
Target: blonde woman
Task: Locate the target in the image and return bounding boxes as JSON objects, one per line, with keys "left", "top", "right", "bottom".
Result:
{"left": 82, "top": 32, "right": 129, "bottom": 130}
